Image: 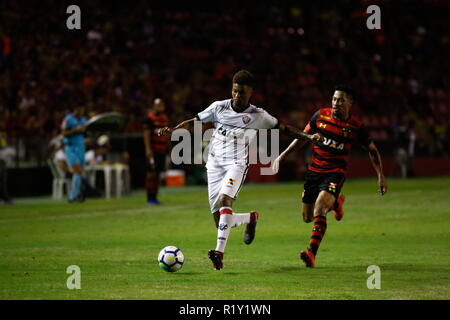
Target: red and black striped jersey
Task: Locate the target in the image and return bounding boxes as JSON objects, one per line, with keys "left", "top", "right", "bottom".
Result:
{"left": 304, "top": 108, "right": 371, "bottom": 174}
{"left": 143, "top": 112, "right": 169, "bottom": 154}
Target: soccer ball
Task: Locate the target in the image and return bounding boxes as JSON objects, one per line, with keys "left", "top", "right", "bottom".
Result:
{"left": 158, "top": 246, "right": 184, "bottom": 272}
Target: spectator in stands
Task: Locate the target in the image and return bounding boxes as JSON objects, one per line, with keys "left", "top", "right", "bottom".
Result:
{"left": 0, "top": 1, "right": 448, "bottom": 168}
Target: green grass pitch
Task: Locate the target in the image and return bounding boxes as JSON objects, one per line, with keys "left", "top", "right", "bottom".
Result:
{"left": 0, "top": 177, "right": 449, "bottom": 300}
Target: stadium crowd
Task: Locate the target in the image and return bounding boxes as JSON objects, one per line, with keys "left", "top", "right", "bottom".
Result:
{"left": 0, "top": 0, "right": 449, "bottom": 166}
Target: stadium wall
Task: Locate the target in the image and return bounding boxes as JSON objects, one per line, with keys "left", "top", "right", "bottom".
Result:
{"left": 5, "top": 157, "right": 450, "bottom": 197}
{"left": 246, "top": 157, "right": 450, "bottom": 182}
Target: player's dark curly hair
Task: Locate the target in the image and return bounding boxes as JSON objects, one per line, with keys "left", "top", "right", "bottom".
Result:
{"left": 233, "top": 70, "right": 255, "bottom": 88}
{"left": 334, "top": 84, "right": 355, "bottom": 100}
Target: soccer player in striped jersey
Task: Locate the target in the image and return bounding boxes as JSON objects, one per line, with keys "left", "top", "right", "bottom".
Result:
{"left": 158, "top": 70, "right": 322, "bottom": 270}
{"left": 273, "top": 85, "right": 387, "bottom": 268}
{"left": 143, "top": 98, "right": 170, "bottom": 205}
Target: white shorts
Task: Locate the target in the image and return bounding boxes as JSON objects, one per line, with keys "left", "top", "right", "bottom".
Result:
{"left": 206, "top": 157, "right": 249, "bottom": 213}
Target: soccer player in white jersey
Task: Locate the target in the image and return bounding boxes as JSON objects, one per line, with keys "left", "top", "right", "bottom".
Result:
{"left": 158, "top": 70, "right": 322, "bottom": 270}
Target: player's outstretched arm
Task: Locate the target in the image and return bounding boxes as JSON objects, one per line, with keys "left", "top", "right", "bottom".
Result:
{"left": 367, "top": 141, "right": 387, "bottom": 196}
{"left": 272, "top": 138, "right": 301, "bottom": 174}
{"left": 143, "top": 124, "right": 154, "bottom": 160}
{"left": 278, "top": 122, "right": 323, "bottom": 143}
{"left": 157, "top": 117, "right": 197, "bottom": 136}
{"left": 272, "top": 123, "right": 322, "bottom": 174}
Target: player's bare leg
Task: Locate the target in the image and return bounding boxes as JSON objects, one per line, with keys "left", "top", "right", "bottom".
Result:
{"left": 314, "top": 191, "right": 336, "bottom": 217}
{"left": 213, "top": 211, "right": 220, "bottom": 228}
{"left": 300, "top": 191, "right": 335, "bottom": 267}
{"left": 302, "top": 192, "right": 344, "bottom": 223}
{"left": 302, "top": 203, "right": 314, "bottom": 223}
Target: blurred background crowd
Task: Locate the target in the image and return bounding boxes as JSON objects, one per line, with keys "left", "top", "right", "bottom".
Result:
{"left": 0, "top": 0, "right": 449, "bottom": 170}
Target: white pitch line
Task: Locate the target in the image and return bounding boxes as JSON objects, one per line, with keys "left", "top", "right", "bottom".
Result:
{"left": 0, "top": 198, "right": 287, "bottom": 224}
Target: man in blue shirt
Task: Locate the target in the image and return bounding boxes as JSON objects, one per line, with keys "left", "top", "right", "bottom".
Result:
{"left": 61, "top": 105, "right": 87, "bottom": 202}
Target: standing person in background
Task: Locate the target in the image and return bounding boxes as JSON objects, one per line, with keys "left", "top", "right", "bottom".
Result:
{"left": 61, "top": 105, "right": 87, "bottom": 203}
{"left": 143, "top": 98, "right": 170, "bottom": 205}
{"left": 0, "top": 119, "right": 13, "bottom": 205}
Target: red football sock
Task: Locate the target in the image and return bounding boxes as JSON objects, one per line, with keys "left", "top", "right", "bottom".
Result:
{"left": 145, "top": 173, "right": 159, "bottom": 201}
{"left": 308, "top": 216, "right": 327, "bottom": 256}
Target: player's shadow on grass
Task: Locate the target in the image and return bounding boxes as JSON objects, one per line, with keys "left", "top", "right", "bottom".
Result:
{"left": 267, "top": 266, "right": 304, "bottom": 272}
{"left": 175, "top": 272, "right": 203, "bottom": 275}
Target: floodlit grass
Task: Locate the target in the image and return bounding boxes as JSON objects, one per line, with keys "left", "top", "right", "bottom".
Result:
{"left": 0, "top": 177, "right": 449, "bottom": 299}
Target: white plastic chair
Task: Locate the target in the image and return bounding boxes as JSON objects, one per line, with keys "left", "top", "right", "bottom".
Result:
{"left": 47, "top": 158, "right": 71, "bottom": 200}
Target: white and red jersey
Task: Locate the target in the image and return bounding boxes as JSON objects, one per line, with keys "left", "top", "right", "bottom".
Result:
{"left": 196, "top": 99, "right": 278, "bottom": 166}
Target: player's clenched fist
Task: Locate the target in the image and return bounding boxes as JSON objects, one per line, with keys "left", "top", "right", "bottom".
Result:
{"left": 310, "top": 133, "right": 323, "bottom": 143}
{"left": 156, "top": 127, "right": 172, "bottom": 137}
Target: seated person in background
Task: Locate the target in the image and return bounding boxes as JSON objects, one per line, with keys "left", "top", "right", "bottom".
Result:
{"left": 48, "top": 136, "right": 70, "bottom": 176}
{"left": 85, "top": 135, "right": 110, "bottom": 166}
{"left": 53, "top": 144, "right": 70, "bottom": 175}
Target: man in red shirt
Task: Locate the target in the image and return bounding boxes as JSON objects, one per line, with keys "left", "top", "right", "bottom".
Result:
{"left": 273, "top": 85, "right": 388, "bottom": 268}
{"left": 143, "top": 98, "right": 170, "bottom": 205}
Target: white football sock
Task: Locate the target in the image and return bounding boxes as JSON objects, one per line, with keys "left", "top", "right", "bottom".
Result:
{"left": 230, "top": 213, "right": 250, "bottom": 228}
{"left": 215, "top": 207, "right": 233, "bottom": 253}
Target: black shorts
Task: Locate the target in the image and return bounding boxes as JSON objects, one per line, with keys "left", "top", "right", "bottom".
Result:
{"left": 147, "top": 152, "right": 167, "bottom": 173}
{"left": 302, "top": 170, "right": 346, "bottom": 204}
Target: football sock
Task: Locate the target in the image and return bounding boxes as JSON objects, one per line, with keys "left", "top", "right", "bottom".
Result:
{"left": 215, "top": 207, "right": 233, "bottom": 253}
{"left": 145, "top": 173, "right": 159, "bottom": 201}
{"left": 308, "top": 215, "right": 327, "bottom": 256}
{"left": 230, "top": 213, "right": 250, "bottom": 228}
{"left": 69, "top": 173, "right": 81, "bottom": 201}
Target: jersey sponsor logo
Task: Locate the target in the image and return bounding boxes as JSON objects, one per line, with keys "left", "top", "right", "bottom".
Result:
{"left": 319, "top": 123, "right": 327, "bottom": 128}
{"left": 322, "top": 138, "right": 344, "bottom": 150}
{"left": 227, "top": 178, "right": 237, "bottom": 185}
{"left": 217, "top": 126, "right": 228, "bottom": 136}
{"left": 242, "top": 115, "right": 251, "bottom": 124}
{"left": 319, "top": 114, "right": 332, "bottom": 120}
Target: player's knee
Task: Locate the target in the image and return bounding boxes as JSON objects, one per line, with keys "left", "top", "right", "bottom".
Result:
{"left": 218, "top": 194, "right": 233, "bottom": 208}
{"left": 313, "top": 204, "right": 329, "bottom": 217}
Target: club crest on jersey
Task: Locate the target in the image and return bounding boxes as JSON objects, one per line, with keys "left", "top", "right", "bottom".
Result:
{"left": 342, "top": 127, "right": 352, "bottom": 137}
{"left": 323, "top": 137, "right": 344, "bottom": 150}
{"left": 242, "top": 115, "right": 251, "bottom": 124}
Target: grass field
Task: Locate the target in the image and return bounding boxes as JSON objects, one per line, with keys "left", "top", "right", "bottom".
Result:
{"left": 0, "top": 177, "right": 449, "bottom": 300}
